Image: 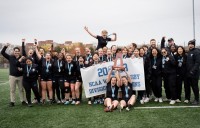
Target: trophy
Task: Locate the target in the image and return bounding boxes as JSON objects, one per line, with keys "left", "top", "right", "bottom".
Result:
{"left": 112, "top": 48, "right": 125, "bottom": 71}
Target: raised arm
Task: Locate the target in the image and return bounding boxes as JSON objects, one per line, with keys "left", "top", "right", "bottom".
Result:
{"left": 161, "top": 36, "right": 166, "bottom": 49}
{"left": 115, "top": 70, "right": 121, "bottom": 87}
{"left": 84, "top": 26, "right": 97, "bottom": 38}
{"left": 22, "top": 39, "right": 27, "bottom": 57}
{"left": 106, "top": 68, "right": 113, "bottom": 83}
{"left": 1, "top": 43, "right": 10, "bottom": 60}
{"left": 111, "top": 33, "right": 117, "bottom": 41}
{"left": 125, "top": 70, "right": 132, "bottom": 83}
{"left": 34, "top": 45, "right": 42, "bottom": 60}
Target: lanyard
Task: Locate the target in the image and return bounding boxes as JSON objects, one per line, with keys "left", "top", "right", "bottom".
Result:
{"left": 68, "top": 63, "right": 73, "bottom": 75}
{"left": 123, "top": 55, "right": 127, "bottom": 59}
{"left": 107, "top": 56, "right": 112, "bottom": 62}
{"left": 111, "top": 86, "right": 115, "bottom": 97}
{"left": 125, "top": 86, "right": 129, "bottom": 98}
{"left": 153, "top": 57, "right": 157, "bottom": 65}
{"left": 46, "top": 61, "right": 50, "bottom": 72}
{"left": 27, "top": 65, "right": 32, "bottom": 77}
{"left": 57, "top": 60, "right": 62, "bottom": 72}
{"left": 178, "top": 56, "right": 183, "bottom": 67}
{"left": 86, "top": 54, "right": 92, "bottom": 61}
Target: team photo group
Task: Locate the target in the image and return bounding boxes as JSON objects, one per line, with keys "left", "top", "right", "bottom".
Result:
{"left": 1, "top": 26, "right": 200, "bottom": 112}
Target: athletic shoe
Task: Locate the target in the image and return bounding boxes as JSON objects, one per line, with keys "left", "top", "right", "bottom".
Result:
{"left": 32, "top": 99, "right": 38, "bottom": 104}
{"left": 144, "top": 97, "right": 150, "bottom": 103}
{"left": 191, "top": 100, "right": 199, "bottom": 105}
{"left": 61, "top": 99, "right": 66, "bottom": 104}
{"left": 75, "top": 101, "right": 80, "bottom": 105}
{"left": 117, "top": 104, "right": 123, "bottom": 112}
{"left": 176, "top": 99, "right": 181, "bottom": 103}
{"left": 140, "top": 99, "right": 144, "bottom": 104}
{"left": 28, "top": 104, "right": 33, "bottom": 107}
{"left": 169, "top": 100, "right": 176, "bottom": 105}
{"left": 99, "top": 99, "right": 104, "bottom": 104}
{"left": 126, "top": 107, "right": 130, "bottom": 111}
{"left": 93, "top": 100, "right": 98, "bottom": 104}
{"left": 64, "top": 101, "right": 70, "bottom": 105}
{"left": 88, "top": 101, "right": 92, "bottom": 105}
{"left": 22, "top": 101, "right": 27, "bottom": 106}
{"left": 163, "top": 98, "right": 170, "bottom": 102}
{"left": 159, "top": 98, "right": 163, "bottom": 103}
{"left": 9, "top": 102, "right": 15, "bottom": 107}
{"left": 57, "top": 100, "right": 61, "bottom": 104}
{"left": 71, "top": 100, "right": 76, "bottom": 105}
{"left": 184, "top": 100, "right": 189, "bottom": 104}
{"left": 104, "top": 107, "right": 110, "bottom": 112}
{"left": 154, "top": 98, "right": 159, "bottom": 102}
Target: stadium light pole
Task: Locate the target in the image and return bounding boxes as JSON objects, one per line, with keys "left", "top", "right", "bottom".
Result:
{"left": 192, "top": 0, "right": 195, "bottom": 39}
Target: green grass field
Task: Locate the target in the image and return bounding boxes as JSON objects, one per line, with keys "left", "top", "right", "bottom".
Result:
{"left": 0, "top": 69, "right": 200, "bottom": 128}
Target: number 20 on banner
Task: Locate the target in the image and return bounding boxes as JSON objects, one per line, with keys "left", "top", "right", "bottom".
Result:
{"left": 97, "top": 63, "right": 128, "bottom": 77}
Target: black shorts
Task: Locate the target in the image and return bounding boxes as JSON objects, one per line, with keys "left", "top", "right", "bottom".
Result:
{"left": 40, "top": 75, "right": 52, "bottom": 81}
{"left": 76, "top": 76, "right": 82, "bottom": 82}
{"left": 106, "top": 97, "right": 118, "bottom": 101}
{"left": 64, "top": 76, "right": 76, "bottom": 84}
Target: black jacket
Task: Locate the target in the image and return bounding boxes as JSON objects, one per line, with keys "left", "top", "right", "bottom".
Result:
{"left": 150, "top": 56, "right": 162, "bottom": 76}
{"left": 186, "top": 48, "right": 200, "bottom": 79}
{"left": 1, "top": 46, "right": 23, "bottom": 76}
{"left": 162, "top": 54, "right": 176, "bottom": 74}
{"left": 174, "top": 54, "right": 187, "bottom": 77}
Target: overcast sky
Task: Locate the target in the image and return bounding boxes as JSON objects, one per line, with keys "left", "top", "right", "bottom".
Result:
{"left": 0, "top": 0, "right": 199, "bottom": 47}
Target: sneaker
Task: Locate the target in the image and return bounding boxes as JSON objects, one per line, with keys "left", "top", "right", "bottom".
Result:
{"left": 28, "top": 104, "right": 33, "bottom": 107}
{"left": 75, "top": 101, "right": 80, "bottom": 105}
{"left": 163, "top": 98, "right": 170, "bottom": 102}
{"left": 61, "top": 99, "right": 66, "bottom": 104}
{"left": 57, "top": 100, "right": 61, "bottom": 104}
{"left": 93, "top": 100, "right": 98, "bottom": 104}
{"left": 99, "top": 99, "right": 104, "bottom": 104}
{"left": 117, "top": 104, "right": 123, "bottom": 112}
{"left": 191, "top": 100, "right": 199, "bottom": 105}
{"left": 104, "top": 107, "right": 110, "bottom": 112}
{"left": 88, "top": 101, "right": 92, "bottom": 105}
{"left": 9, "top": 102, "right": 15, "bottom": 107}
{"left": 22, "top": 101, "right": 27, "bottom": 106}
{"left": 184, "top": 100, "right": 189, "bottom": 104}
{"left": 144, "top": 97, "right": 150, "bottom": 103}
{"left": 126, "top": 107, "right": 130, "bottom": 111}
{"left": 140, "top": 99, "right": 144, "bottom": 104}
{"left": 71, "top": 100, "right": 76, "bottom": 105}
{"left": 169, "top": 100, "right": 176, "bottom": 105}
{"left": 176, "top": 99, "right": 181, "bottom": 103}
{"left": 64, "top": 101, "right": 70, "bottom": 105}
{"left": 159, "top": 98, "right": 163, "bottom": 103}
{"left": 154, "top": 98, "right": 159, "bottom": 102}
{"left": 32, "top": 99, "right": 38, "bottom": 104}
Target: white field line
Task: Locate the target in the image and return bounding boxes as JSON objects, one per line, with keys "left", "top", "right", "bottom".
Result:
{"left": 0, "top": 81, "right": 9, "bottom": 86}
{"left": 134, "top": 106, "right": 200, "bottom": 109}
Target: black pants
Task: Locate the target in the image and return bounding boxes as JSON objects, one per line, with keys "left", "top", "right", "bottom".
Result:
{"left": 23, "top": 80, "right": 40, "bottom": 104}
{"left": 52, "top": 76, "right": 65, "bottom": 101}
{"left": 176, "top": 75, "right": 190, "bottom": 100}
{"left": 151, "top": 75, "right": 162, "bottom": 98}
{"left": 144, "top": 78, "right": 152, "bottom": 97}
{"left": 186, "top": 77, "right": 199, "bottom": 101}
{"left": 163, "top": 73, "right": 176, "bottom": 100}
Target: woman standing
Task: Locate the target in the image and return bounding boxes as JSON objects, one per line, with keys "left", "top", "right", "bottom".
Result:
{"left": 64, "top": 54, "right": 77, "bottom": 105}
{"left": 17, "top": 57, "right": 41, "bottom": 107}
{"left": 52, "top": 52, "right": 65, "bottom": 103}
{"left": 161, "top": 48, "right": 177, "bottom": 105}
{"left": 35, "top": 46, "right": 53, "bottom": 104}
{"left": 75, "top": 55, "right": 85, "bottom": 105}
{"left": 150, "top": 48, "right": 163, "bottom": 103}
{"left": 174, "top": 46, "right": 189, "bottom": 103}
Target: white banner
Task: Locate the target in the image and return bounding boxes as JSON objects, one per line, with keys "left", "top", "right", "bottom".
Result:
{"left": 81, "top": 58, "right": 145, "bottom": 98}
